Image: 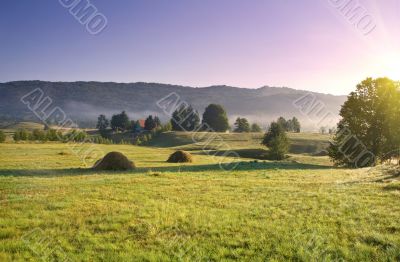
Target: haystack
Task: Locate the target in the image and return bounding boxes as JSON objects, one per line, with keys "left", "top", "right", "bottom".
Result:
{"left": 167, "top": 150, "right": 193, "bottom": 163}
{"left": 93, "top": 152, "right": 135, "bottom": 171}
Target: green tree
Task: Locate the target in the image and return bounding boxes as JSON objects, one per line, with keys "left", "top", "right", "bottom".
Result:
{"left": 171, "top": 105, "right": 200, "bottom": 131}
{"left": 262, "top": 122, "right": 289, "bottom": 160}
{"left": 154, "top": 116, "right": 161, "bottom": 128}
{"left": 144, "top": 115, "right": 157, "bottom": 131}
{"left": 234, "top": 117, "right": 250, "bottom": 133}
{"left": 277, "top": 117, "right": 288, "bottom": 130}
{"left": 275, "top": 116, "right": 300, "bottom": 132}
{"left": 96, "top": 114, "right": 109, "bottom": 136}
{"left": 0, "top": 130, "right": 6, "bottom": 143}
{"left": 111, "top": 111, "right": 130, "bottom": 132}
{"left": 202, "top": 104, "right": 229, "bottom": 132}
{"left": 251, "top": 123, "right": 262, "bottom": 132}
{"left": 328, "top": 77, "right": 400, "bottom": 167}
{"left": 291, "top": 117, "right": 301, "bottom": 132}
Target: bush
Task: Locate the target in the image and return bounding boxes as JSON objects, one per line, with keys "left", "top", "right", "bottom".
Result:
{"left": 0, "top": 131, "right": 6, "bottom": 143}
{"left": 14, "top": 129, "right": 29, "bottom": 141}
{"left": 46, "top": 129, "right": 62, "bottom": 141}
{"left": 92, "top": 136, "right": 113, "bottom": 144}
{"left": 167, "top": 150, "right": 193, "bottom": 163}
{"left": 64, "top": 130, "right": 88, "bottom": 142}
{"left": 93, "top": 152, "right": 135, "bottom": 171}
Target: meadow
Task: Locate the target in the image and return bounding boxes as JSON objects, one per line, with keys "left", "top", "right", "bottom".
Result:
{"left": 0, "top": 132, "right": 399, "bottom": 261}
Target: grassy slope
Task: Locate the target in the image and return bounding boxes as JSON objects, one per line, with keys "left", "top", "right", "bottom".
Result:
{"left": 0, "top": 122, "right": 45, "bottom": 142}
{"left": 148, "top": 131, "right": 330, "bottom": 151}
{"left": 0, "top": 141, "right": 400, "bottom": 261}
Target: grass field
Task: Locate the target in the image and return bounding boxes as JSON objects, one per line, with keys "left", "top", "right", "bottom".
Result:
{"left": 0, "top": 133, "right": 400, "bottom": 261}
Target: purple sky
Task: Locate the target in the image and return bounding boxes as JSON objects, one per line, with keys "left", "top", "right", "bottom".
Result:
{"left": 0, "top": 0, "right": 399, "bottom": 95}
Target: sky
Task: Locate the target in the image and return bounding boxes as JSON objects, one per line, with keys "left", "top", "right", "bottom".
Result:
{"left": 0, "top": 0, "right": 399, "bottom": 95}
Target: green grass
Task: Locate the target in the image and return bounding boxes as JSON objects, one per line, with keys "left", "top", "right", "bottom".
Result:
{"left": 0, "top": 138, "right": 399, "bottom": 261}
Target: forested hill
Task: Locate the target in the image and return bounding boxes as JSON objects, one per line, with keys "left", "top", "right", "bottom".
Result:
{"left": 0, "top": 81, "right": 346, "bottom": 130}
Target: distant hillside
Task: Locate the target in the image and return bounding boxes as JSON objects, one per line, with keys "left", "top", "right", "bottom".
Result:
{"left": 0, "top": 81, "right": 347, "bottom": 130}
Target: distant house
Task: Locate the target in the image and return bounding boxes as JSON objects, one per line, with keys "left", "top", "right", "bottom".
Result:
{"left": 133, "top": 119, "right": 146, "bottom": 133}
{"left": 138, "top": 119, "right": 145, "bottom": 129}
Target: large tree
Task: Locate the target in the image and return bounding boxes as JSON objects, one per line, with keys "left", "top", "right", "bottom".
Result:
{"left": 234, "top": 117, "right": 250, "bottom": 133}
{"left": 261, "top": 121, "right": 289, "bottom": 160}
{"left": 202, "top": 104, "right": 229, "bottom": 132}
{"left": 328, "top": 77, "right": 400, "bottom": 167}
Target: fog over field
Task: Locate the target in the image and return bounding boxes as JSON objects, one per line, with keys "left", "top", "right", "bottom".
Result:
{"left": 0, "top": 81, "right": 345, "bottom": 130}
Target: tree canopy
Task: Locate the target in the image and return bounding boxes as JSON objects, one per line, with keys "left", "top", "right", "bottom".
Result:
{"left": 144, "top": 115, "right": 157, "bottom": 131}
{"left": 276, "top": 116, "right": 301, "bottom": 132}
{"left": 234, "top": 117, "right": 250, "bottom": 133}
{"left": 171, "top": 105, "right": 200, "bottom": 131}
{"left": 96, "top": 114, "right": 109, "bottom": 136}
{"left": 328, "top": 77, "right": 400, "bottom": 167}
{"left": 111, "top": 111, "right": 130, "bottom": 132}
{"left": 202, "top": 104, "right": 229, "bottom": 132}
{"left": 251, "top": 123, "right": 262, "bottom": 132}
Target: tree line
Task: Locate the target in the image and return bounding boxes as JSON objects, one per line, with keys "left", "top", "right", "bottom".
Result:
{"left": 12, "top": 129, "right": 88, "bottom": 142}
{"left": 96, "top": 111, "right": 167, "bottom": 135}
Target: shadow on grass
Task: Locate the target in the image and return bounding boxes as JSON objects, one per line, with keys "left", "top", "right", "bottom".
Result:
{"left": 0, "top": 160, "right": 334, "bottom": 177}
{"left": 194, "top": 148, "right": 271, "bottom": 160}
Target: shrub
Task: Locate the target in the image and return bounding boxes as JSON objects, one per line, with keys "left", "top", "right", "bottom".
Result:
{"left": 93, "top": 152, "right": 135, "bottom": 171}
{"left": 167, "top": 150, "right": 193, "bottom": 163}
{"left": 14, "top": 129, "right": 29, "bottom": 141}
{"left": 32, "top": 129, "right": 46, "bottom": 141}
{"left": 46, "top": 129, "right": 62, "bottom": 141}
{"left": 0, "top": 131, "right": 6, "bottom": 143}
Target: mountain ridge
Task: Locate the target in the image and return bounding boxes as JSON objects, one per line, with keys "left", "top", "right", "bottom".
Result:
{"left": 0, "top": 81, "right": 347, "bottom": 130}
{"left": 1, "top": 80, "right": 345, "bottom": 96}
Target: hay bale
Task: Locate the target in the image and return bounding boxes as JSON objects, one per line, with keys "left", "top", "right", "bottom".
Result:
{"left": 167, "top": 150, "right": 193, "bottom": 163}
{"left": 93, "top": 152, "right": 135, "bottom": 171}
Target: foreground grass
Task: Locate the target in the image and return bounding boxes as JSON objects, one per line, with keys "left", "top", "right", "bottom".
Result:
{"left": 0, "top": 143, "right": 399, "bottom": 261}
